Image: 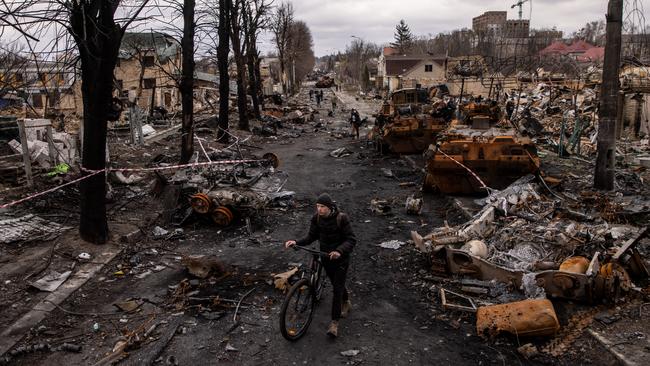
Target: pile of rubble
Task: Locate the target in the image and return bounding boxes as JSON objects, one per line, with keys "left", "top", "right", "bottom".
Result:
{"left": 410, "top": 169, "right": 649, "bottom": 347}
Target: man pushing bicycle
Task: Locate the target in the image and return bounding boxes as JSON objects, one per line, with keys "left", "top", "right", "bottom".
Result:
{"left": 285, "top": 193, "right": 357, "bottom": 338}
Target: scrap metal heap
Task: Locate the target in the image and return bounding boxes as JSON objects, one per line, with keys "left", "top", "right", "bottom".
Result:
{"left": 372, "top": 88, "right": 453, "bottom": 154}
{"left": 164, "top": 151, "right": 291, "bottom": 228}
{"left": 411, "top": 172, "right": 650, "bottom": 342}
{"left": 423, "top": 101, "right": 541, "bottom": 194}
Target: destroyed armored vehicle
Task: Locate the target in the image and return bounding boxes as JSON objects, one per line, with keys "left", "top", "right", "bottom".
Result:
{"left": 315, "top": 76, "right": 335, "bottom": 88}
{"left": 372, "top": 88, "right": 453, "bottom": 154}
{"left": 423, "top": 102, "right": 540, "bottom": 194}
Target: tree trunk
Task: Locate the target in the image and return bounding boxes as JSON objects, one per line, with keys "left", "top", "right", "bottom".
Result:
{"left": 230, "top": 4, "right": 249, "bottom": 130}
{"left": 179, "top": 0, "right": 196, "bottom": 164}
{"left": 254, "top": 55, "right": 264, "bottom": 109}
{"left": 70, "top": 3, "right": 123, "bottom": 244}
{"left": 234, "top": 55, "right": 249, "bottom": 130}
{"left": 247, "top": 51, "right": 261, "bottom": 119}
{"left": 279, "top": 56, "right": 286, "bottom": 94}
{"left": 594, "top": 0, "right": 623, "bottom": 190}
{"left": 217, "top": 0, "right": 231, "bottom": 143}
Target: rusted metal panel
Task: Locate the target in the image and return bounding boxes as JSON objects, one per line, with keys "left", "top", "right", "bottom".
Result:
{"left": 381, "top": 116, "right": 447, "bottom": 154}
{"left": 476, "top": 299, "right": 560, "bottom": 338}
{"left": 444, "top": 248, "right": 524, "bottom": 287}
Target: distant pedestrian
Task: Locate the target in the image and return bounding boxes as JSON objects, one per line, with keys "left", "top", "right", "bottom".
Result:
{"left": 309, "top": 89, "right": 314, "bottom": 101}
{"left": 331, "top": 96, "right": 337, "bottom": 112}
{"left": 316, "top": 92, "right": 321, "bottom": 107}
{"left": 506, "top": 99, "right": 515, "bottom": 120}
{"left": 349, "top": 109, "right": 362, "bottom": 139}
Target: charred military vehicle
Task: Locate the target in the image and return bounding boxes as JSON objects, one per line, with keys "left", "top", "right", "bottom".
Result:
{"left": 372, "top": 88, "right": 453, "bottom": 154}
{"left": 423, "top": 102, "right": 540, "bottom": 195}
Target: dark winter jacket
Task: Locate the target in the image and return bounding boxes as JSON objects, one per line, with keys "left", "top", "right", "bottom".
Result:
{"left": 296, "top": 207, "right": 356, "bottom": 257}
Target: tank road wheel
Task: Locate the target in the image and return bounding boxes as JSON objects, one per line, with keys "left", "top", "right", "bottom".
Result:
{"left": 190, "top": 193, "right": 212, "bottom": 214}
{"left": 211, "top": 206, "right": 234, "bottom": 226}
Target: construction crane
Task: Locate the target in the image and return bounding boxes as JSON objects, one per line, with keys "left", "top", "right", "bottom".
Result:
{"left": 511, "top": 0, "right": 530, "bottom": 20}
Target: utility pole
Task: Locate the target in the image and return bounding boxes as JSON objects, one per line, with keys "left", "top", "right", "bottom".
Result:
{"left": 594, "top": 0, "right": 623, "bottom": 190}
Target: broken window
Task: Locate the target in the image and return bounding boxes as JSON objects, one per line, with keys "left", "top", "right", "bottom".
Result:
{"left": 406, "top": 92, "right": 416, "bottom": 103}
{"left": 425, "top": 64, "right": 433, "bottom": 72}
{"left": 31, "top": 94, "right": 43, "bottom": 108}
{"left": 143, "top": 56, "right": 155, "bottom": 67}
{"left": 48, "top": 92, "right": 59, "bottom": 108}
{"left": 143, "top": 78, "right": 156, "bottom": 89}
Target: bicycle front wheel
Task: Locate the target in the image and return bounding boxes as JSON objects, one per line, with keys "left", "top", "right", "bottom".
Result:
{"left": 279, "top": 278, "right": 316, "bottom": 341}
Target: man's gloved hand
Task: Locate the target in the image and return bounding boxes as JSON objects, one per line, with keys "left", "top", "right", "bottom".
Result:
{"left": 329, "top": 251, "right": 341, "bottom": 260}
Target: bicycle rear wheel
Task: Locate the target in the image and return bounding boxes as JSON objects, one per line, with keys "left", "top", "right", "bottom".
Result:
{"left": 280, "top": 278, "right": 315, "bottom": 341}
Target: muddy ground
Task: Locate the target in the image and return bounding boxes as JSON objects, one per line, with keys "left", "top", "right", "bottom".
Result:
{"left": 0, "top": 85, "right": 638, "bottom": 365}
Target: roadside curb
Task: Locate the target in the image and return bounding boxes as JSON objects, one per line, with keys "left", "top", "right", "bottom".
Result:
{"left": 0, "top": 244, "right": 122, "bottom": 357}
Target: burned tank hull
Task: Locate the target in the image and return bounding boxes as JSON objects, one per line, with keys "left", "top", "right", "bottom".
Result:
{"left": 374, "top": 88, "right": 452, "bottom": 154}
{"left": 424, "top": 130, "right": 540, "bottom": 195}
{"left": 381, "top": 116, "right": 447, "bottom": 154}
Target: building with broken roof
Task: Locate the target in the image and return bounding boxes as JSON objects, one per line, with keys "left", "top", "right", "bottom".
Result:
{"left": 114, "top": 31, "right": 183, "bottom": 113}
{"left": 376, "top": 50, "right": 447, "bottom": 92}
{"left": 0, "top": 59, "right": 79, "bottom": 118}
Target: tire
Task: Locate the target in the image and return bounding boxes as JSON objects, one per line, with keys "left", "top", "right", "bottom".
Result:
{"left": 312, "top": 264, "right": 324, "bottom": 301}
{"left": 279, "top": 279, "right": 315, "bottom": 341}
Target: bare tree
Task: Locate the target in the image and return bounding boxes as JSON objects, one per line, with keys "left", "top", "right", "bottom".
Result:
{"left": 217, "top": 0, "right": 231, "bottom": 142}
{"left": 0, "top": 1, "right": 151, "bottom": 244}
{"left": 179, "top": 0, "right": 196, "bottom": 163}
{"left": 243, "top": 0, "right": 272, "bottom": 118}
{"left": 270, "top": 1, "right": 293, "bottom": 94}
{"left": 339, "top": 39, "right": 379, "bottom": 87}
{"left": 230, "top": 0, "right": 249, "bottom": 130}
{"left": 285, "top": 20, "right": 314, "bottom": 93}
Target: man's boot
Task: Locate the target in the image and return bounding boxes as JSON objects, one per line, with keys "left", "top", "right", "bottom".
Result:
{"left": 341, "top": 300, "right": 352, "bottom": 318}
{"left": 327, "top": 320, "right": 339, "bottom": 338}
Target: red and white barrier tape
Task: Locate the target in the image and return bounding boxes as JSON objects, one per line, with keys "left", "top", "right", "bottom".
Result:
{"left": 437, "top": 149, "right": 490, "bottom": 191}
{"left": 81, "top": 158, "right": 265, "bottom": 173}
{"left": 1, "top": 158, "right": 267, "bottom": 209}
{"left": 0, "top": 170, "right": 103, "bottom": 209}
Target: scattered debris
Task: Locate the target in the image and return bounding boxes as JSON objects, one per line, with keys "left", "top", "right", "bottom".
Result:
{"left": 405, "top": 195, "right": 423, "bottom": 215}
{"left": 273, "top": 267, "right": 298, "bottom": 292}
{"left": 439, "top": 288, "right": 477, "bottom": 312}
{"left": 370, "top": 199, "right": 391, "bottom": 215}
{"left": 0, "top": 214, "right": 72, "bottom": 244}
{"left": 181, "top": 255, "right": 226, "bottom": 279}
{"left": 329, "top": 147, "right": 352, "bottom": 158}
{"left": 340, "top": 349, "right": 360, "bottom": 357}
{"left": 476, "top": 299, "right": 560, "bottom": 338}
{"left": 31, "top": 271, "right": 72, "bottom": 292}
{"left": 152, "top": 226, "right": 169, "bottom": 238}
{"left": 378, "top": 240, "right": 405, "bottom": 250}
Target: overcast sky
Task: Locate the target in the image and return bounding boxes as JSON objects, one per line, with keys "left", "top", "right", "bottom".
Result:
{"left": 281, "top": 0, "right": 609, "bottom": 56}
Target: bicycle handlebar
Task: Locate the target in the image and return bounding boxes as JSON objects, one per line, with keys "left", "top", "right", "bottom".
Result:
{"left": 291, "top": 245, "right": 330, "bottom": 257}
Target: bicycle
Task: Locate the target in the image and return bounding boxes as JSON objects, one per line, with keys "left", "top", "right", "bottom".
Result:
{"left": 279, "top": 245, "right": 329, "bottom": 341}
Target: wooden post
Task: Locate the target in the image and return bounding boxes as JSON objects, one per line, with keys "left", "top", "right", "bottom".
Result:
{"left": 595, "top": 0, "right": 624, "bottom": 190}
{"left": 46, "top": 124, "right": 58, "bottom": 166}
{"left": 136, "top": 107, "right": 144, "bottom": 145}
{"left": 17, "top": 120, "right": 34, "bottom": 187}
{"left": 129, "top": 105, "right": 136, "bottom": 144}
{"left": 615, "top": 92, "right": 625, "bottom": 140}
